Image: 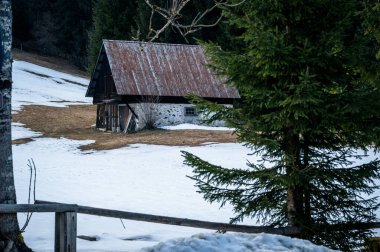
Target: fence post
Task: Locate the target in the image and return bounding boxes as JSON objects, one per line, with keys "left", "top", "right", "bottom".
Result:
{"left": 55, "top": 212, "right": 77, "bottom": 252}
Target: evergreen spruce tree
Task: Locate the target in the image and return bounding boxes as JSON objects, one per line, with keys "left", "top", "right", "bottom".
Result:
{"left": 363, "top": 0, "right": 380, "bottom": 58}
{"left": 182, "top": 0, "right": 380, "bottom": 250}
{"left": 16, "top": 0, "right": 53, "bottom": 52}
{"left": 133, "top": 0, "right": 151, "bottom": 41}
{"left": 12, "top": 0, "right": 31, "bottom": 48}
{"left": 53, "top": 0, "right": 92, "bottom": 68}
{"left": 87, "top": 0, "right": 138, "bottom": 72}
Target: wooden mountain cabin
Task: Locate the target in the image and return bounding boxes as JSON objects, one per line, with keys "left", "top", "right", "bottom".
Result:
{"left": 85, "top": 40, "right": 240, "bottom": 132}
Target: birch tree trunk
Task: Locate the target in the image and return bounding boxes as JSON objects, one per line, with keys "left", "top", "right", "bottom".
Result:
{"left": 0, "top": 1, "right": 30, "bottom": 251}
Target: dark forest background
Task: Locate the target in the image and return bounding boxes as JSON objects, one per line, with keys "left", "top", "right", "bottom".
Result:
{"left": 12, "top": 0, "right": 226, "bottom": 71}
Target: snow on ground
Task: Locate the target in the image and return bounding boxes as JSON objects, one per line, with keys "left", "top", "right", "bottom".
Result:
{"left": 14, "top": 138, "right": 257, "bottom": 251}
{"left": 12, "top": 122, "right": 42, "bottom": 140}
{"left": 12, "top": 60, "right": 91, "bottom": 110}
{"left": 10, "top": 60, "right": 347, "bottom": 251}
{"left": 142, "top": 233, "right": 338, "bottom": 252}
{"left": 159, "top": 123, "right": 234, "bottom": 131}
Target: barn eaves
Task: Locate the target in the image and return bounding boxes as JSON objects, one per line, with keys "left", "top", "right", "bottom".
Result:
{"left": 86, "top": 40, "right": 240, "bottom": 103}
{"left": 86, "top": 40, "right": 240, "bottom": 132}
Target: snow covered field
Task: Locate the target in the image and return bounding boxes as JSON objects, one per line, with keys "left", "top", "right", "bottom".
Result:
{"left": 10, "top": 60, "right": 344, "bottom": 251}
{"left": 12, "top": 61, "right": 91, "bottom": 110}
{"left": 142, "top": 233, "right": 337, "bottom": 252}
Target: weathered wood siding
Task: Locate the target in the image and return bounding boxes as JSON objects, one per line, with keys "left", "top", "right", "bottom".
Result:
{"left": 92, "top": 49, "right": 120, "bottom": 104}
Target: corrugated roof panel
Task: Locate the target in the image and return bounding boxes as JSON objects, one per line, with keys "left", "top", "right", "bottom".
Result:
{"left": 102, "top": 40, "right": 240, "bottom": 99}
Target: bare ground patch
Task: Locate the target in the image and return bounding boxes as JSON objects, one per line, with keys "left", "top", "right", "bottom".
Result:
{"left": 12, "top": 138, "right": 34, "bottom": 145}
{"left": 13, "top": 105, "right": 238, "bottom": 150}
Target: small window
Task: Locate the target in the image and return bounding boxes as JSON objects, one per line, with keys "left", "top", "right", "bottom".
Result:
{"left": 185, "top": 107, "right": 196, "bottom": 116}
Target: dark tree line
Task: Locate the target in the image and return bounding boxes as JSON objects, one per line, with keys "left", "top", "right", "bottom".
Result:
{"left": 87, "top": 0, "right": 226, "bottom": 72}
{"left": 12, "top": 0, "right": 92, "bottom": 68}
{"left": 12, "top": 0, "right": 226, "bottom": 71}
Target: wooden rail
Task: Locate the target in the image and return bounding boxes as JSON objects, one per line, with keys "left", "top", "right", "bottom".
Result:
{"left": 35, "top": 200, "right": 301, "bottom": 235}
{"left": 2, "top": 201, "right": 380, "bottom": 251}
{"left": 0, "top": 200, "right": 301, "bottom": 252}
{"left": 0, "top": 204, "right": 78, "bottom": 212}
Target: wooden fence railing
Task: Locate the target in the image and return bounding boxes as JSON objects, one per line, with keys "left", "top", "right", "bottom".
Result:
{"left": 1, "top": 200, "right": 380, "bottom": 251}
{"left": 0, "top": 200, "right": 300, "bottom": 252}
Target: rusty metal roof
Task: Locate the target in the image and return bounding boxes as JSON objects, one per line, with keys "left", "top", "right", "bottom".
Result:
{"left": 87, "top": 40, "right": 240, "bottom": 99}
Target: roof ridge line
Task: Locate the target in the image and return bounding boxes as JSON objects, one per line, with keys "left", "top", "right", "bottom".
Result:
{"left": 102, "top": 39, "right": 201, "bottom": 48}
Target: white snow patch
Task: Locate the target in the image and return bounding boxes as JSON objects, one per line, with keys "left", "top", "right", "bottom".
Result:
{"left": 142, "top": 233, "right": 338, "bottom": 252}
{"left": 12, "top": 60, "right": 91, "bottom": 110}
{"left": 14, "top": 139, "right": 259, "bottom": 251}
{"left": 12, "top": 122, "right": 42, "bottom": 140}
{"left": 160, "top": 123, "right": 234, "bottom": 131}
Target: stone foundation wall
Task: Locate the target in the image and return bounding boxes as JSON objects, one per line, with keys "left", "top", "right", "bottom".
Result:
{"left": 129, "top": 103, "right": 226, "bottom": 130}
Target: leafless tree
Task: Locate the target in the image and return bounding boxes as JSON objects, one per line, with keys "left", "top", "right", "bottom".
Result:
{"left": 136, "top": 96, "right": 161, "bottom": 130}
{"left": 144, "top": 0, "right": 246, "bottom": 42}
{"left": 0, "top": 1, "right": 31, "bottom": 251}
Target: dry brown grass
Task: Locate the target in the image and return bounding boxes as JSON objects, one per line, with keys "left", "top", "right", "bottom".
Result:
{"left": 13, "top": 49, "right": 89, "bottom": 79}
{"left": 11, "top": 50, "right": 237, "bottom": 150}
{"left": 13, "top": 105, "right": 238, "bottom": 150}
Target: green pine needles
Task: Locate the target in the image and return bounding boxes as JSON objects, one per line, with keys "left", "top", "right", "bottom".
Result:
{"left": 182, "top": 0, "right": 380, "bottom": 250}
{"left": 88, "top": 0, "right": 138, "bottom": 73}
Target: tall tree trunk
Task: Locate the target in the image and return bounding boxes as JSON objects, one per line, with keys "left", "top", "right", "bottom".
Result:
{"left": 286, "top": 187, "right": 298, "bottom": 226}
{"left": 287, "top": 133, "right": 313, "bottom": 229}
{"left": 302, "top": 137, "right": 312, "bottom": 226}
{"left": 0, "top": 1, "right": 30, "bottom": 251}
{"left": 284, "top": 129, "right": 303, "bottom": 227}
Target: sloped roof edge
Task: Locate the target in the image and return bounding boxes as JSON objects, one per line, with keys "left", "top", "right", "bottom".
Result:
{"left": 87, "top": 40, "right": 240, "bottom": 100}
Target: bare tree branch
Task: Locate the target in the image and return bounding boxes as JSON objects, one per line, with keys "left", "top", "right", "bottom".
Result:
{"left": 144, "top": 0, "right": 246, "bottom": 42}
{"left": 21, "top": 159, "right": 37, "bottom": 232}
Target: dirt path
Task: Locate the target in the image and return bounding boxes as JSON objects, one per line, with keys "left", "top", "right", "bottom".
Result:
{"left": 13, "top": 105, "right": 238, "bottom": 150}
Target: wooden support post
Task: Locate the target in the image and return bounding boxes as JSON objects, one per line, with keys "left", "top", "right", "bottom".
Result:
{"left": 96, "top": 105, "right": 100, "bottom": 128}
{"left": 55, "top": 212, "right": 77, "bottom": 252}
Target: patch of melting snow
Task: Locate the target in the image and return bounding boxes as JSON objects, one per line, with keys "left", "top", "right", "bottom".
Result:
{"left": 12, "top": 122, "right": 42, "bottom": 140}
{"left": 141, "top": 233, "right": 339, "bottom": 252}
{"left": 159, "top": 123, "right": 234, "bottom": 131}
{"left": 12, "top": 60, "right": 91, "bottom": 110}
